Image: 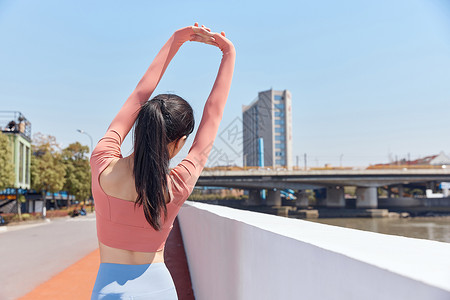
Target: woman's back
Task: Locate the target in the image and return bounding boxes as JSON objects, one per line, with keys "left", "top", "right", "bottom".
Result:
{"left": 89, "top": 24, "right": 235, "bottom": 266}
{"left": 90, "top": 23, "right": 235, "bottom": 299}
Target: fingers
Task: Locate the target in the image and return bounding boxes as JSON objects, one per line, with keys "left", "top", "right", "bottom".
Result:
{"left": 190, "top": 33, "right": 216, "bottom": 44}
{"left": 192, "top": 23, "right": 221, "bottom": 36}
{"left": 190, "top": 23, "right": 229, "bottom": 48}
{"left": 192, "top": 26, "right": 212, "bottom": 36}
{"left": 190, "top": 35, "right": 219, "bottom": 47}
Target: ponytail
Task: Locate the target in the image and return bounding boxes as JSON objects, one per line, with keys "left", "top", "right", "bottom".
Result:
{"left": 133, "top": 98, "right": 170, "bottom": 231}
{"left": 133, "top": 94, "right": 195, "bottom": 231}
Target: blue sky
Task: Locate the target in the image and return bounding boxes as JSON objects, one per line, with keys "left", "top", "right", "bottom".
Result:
{"left": 1, "top": 0, "right": 449, "bottom": 167}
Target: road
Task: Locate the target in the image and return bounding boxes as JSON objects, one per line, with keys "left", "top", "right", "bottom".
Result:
{"left": 0, "top": 213, "right": 98, "bottom": 300}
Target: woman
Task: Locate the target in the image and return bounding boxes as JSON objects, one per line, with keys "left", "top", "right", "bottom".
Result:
{"left": 90, "top": 23, "right": 235, "bottom": 299}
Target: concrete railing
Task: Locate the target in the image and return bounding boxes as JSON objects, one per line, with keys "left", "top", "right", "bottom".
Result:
{"left": 178, "top": 201, "right": 450, "bottom": 300}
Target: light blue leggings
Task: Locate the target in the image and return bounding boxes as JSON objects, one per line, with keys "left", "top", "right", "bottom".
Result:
{"left": 91, "top": 262, "right": 178, "bottom": 300}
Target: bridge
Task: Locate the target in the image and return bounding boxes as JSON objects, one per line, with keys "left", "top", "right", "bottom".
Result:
{"left": 196, "top": 168, "right": 450, "bottom": 208}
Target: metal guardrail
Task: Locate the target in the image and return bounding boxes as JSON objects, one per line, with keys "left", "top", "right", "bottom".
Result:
{"left": 0, "top": 111, "right": 31, "bottom": 141}
{"left": 201, "top": 164, "right": 447, "bottom": 172}
{"left": 366, "top": 164, "right": 446, "bottom": 170}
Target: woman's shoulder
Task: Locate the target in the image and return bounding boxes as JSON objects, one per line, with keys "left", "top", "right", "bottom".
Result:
{"left": 99, "top": 157, "right": 137, "bottom": 202}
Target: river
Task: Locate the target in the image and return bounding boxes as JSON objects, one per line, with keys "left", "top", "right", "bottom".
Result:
{"left": 306, "top": 216, "right": 450, "bottom": 243}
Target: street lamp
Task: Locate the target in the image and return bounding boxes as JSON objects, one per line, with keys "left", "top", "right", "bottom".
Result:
{"left": 76, "top": 129, "right": 93, "bottom": 152}
{"left": 77, "top": 129, "right": 94, "bottom": 211}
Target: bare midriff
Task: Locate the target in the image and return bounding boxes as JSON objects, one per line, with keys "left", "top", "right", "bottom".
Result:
{"left": 98, "top": 241, "right": 165, "bottom": 265}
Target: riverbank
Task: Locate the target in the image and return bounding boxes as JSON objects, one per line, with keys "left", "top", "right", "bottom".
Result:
{"left": 188, "top": 198, "right": 450, "bottom": 219}
{"left": 188, "top": 198, "right": 450, "bottom": 244}
{"left": 307, "top": 215, "right": 450, "bottom": 243}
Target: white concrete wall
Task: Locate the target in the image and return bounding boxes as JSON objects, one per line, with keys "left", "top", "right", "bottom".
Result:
{"left": 178, "top": 201, "right": 450, "bottom": 300}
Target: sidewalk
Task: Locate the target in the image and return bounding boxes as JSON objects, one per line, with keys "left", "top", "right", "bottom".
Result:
{"left": 19, "top": 217, "right": 194, "bottom": 299}
{"left": 0, "top": 218, "right": 52, "bottom": 234}
{"left": 19, "top": 248, "right": 100, "bottom": 300}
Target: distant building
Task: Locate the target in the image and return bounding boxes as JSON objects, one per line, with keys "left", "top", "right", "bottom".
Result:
{"left": 242, "top": 89, "right": 292, "bottom": 169}
{"left": 0, "top": 111, "right": 31, "bottom": 190}
{"left": 412, "top": 152, "right": 450, "bottom": 166}
{"left": 370, "top": 151, "right": 450, "bottom": 168}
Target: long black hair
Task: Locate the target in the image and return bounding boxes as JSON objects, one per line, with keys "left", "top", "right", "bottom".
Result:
{"left": 133, "top": 94, "right": 195, "bottom": 230}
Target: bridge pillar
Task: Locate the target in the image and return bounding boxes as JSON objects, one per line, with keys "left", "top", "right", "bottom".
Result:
{"left": 324, "top": 186, "right": 345, "bottom": 207}
{"left": 356, "top": 187, "right": 378, "bottom": 208}
{"left": 245, "top": 189, "right": 262, "bottom": 206}
{"left": 397, "top": 185, "right": 404, "bottom": 197}
{"left": 295, "top": 190, "right": 309, "bottom": 208}
{"left": 315, "top": 188, "right": 327, "bottom": 207}
{"left": 266, "top": 189, "right": 281, "bottom": 206}
{"left": 387, "top": 186, "right": 392, "bottom": 198}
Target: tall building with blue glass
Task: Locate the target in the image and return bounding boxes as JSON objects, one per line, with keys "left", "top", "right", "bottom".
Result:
{"left": 242, "top": 89, "right": 292, "bottom": 169}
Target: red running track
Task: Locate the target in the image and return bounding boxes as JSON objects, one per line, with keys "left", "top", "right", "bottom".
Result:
{"left": 19, "top": 217, "right": 195, "bottom": 300}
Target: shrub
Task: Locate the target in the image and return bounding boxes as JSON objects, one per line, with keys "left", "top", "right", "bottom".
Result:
{"left": 46, "top": 209, "right": 71, "bottom": 218}
{"left": 21, "top": 213, "right": 31, "bottom": 221}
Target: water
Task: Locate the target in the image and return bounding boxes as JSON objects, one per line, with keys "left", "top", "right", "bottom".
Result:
{"left": 306, "top": 216, "right": 450, "bottom": 243}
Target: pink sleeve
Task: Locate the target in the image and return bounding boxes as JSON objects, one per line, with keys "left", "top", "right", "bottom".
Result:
{"left": 90, "top": 26, "right": 195, "bottom": 175}
{"left": 170, "top": 34, "right": 236, "bottom": 203}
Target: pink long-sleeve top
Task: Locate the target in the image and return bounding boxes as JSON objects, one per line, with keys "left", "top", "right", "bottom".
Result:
{"left": 89, "top": 26, "right": 235, "bottom": 252}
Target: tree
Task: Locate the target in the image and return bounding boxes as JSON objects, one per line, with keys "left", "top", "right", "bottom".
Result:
{"left": 0, "top": 132, "right": 17, "bottom": 217}
{"left": 30, "top": 133, "right": 66, "bottom": 217}
{"left": 62, "top": 142, "right": 91, "bottom": 204}
{"left": 0, "top": 132, "right": 15, "bottom": 190}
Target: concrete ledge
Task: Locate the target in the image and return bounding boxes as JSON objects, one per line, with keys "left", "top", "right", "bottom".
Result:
{"left": 379, "top": 197, "right": 450, "bottom": 208}
{"left": 364, "top": 209, "right": 389, "bottom": 218}
{"left": 179, "top": 201, "right": 450, "bottom": 300}
{"left": 295, "top": 209, "right": 319, "bottom": 219}
{"left": 314, "top": 208, "right": 391, "bottom": 218}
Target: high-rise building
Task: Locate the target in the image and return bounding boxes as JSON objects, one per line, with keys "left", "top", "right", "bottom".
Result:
{"left": 242, "top": 89, "right": 292, "bottom": 169}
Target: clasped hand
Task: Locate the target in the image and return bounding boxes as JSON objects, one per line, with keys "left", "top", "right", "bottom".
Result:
{"left": 189, "top": 22, "right": 229, "bottom": 49}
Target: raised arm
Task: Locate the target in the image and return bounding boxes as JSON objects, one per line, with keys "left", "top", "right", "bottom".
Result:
{"left": 103, "top": 26, "right": 195, "bottom": 145}
{"left": 90, "top": 25, "right": 196, "bottom": 167}
{"left": 170, "top": 27, "right": 236, "bottom": 197}
{"left": 187, "top": 32, "right": 236, "bottom": 170}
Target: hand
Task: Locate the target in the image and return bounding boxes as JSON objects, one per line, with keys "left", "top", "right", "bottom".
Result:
{"left": 190, "top": 23, "right": 224, "bottom": 47}
{"left": 189, "top": 23, "right": 233, "bottom": 53}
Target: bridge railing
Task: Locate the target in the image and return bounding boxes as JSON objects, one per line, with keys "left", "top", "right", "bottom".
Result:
{"left": 367, "top": 164, "right": 447, "bottom": 170}
{"left": 201, "top": 164, "right": 447, "bottom": 172}
{"left": 178, "top": 201, "right": 450, "bottom": 300}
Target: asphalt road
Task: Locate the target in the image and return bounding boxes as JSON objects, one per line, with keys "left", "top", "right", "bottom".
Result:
{"left": 0, "top": 213, "right": 98, "bottom": 300}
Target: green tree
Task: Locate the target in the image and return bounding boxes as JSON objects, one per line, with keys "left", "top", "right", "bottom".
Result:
{"left": 62, "top": 142, "right": 91, "bottom": 204}
{"left": 30, "top": 133, "right": 66, "bottom": 217}
{"left": 0, "top": 132, "right": 15, "bottom": 189}
{"left": 0, "top": 132, "right": 18, "bottom": 218}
